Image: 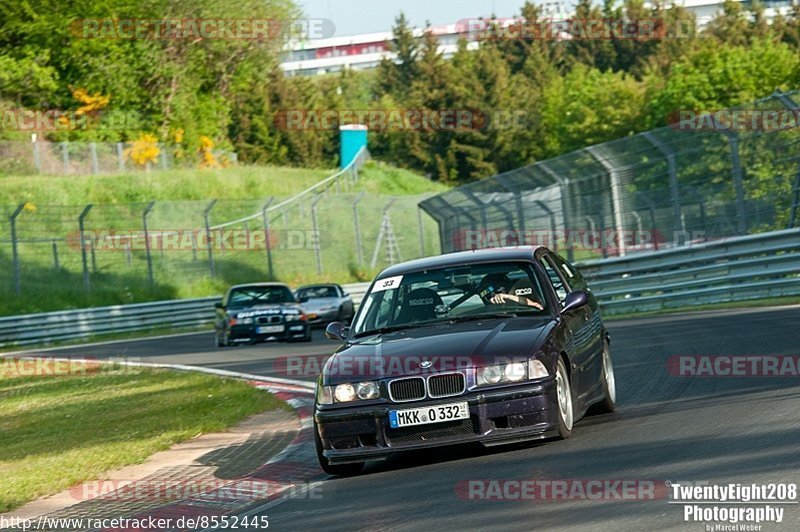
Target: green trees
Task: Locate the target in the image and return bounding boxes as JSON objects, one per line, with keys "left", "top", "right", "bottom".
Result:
{"left": 1, "top": 0, "right": 798, "bottom": 181}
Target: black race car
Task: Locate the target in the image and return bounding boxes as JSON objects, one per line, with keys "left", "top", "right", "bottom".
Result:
{"left": 214, "top": 283, "right": 311, "bottom": 346}
{"left": 314, "top": 246, "right": 615, "bottom": 475}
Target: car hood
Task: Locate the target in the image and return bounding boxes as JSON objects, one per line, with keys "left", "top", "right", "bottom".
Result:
{"left": 323, "top": 317, "right": 555, "bottom": 385}
{"left": 301, "top": 298, "right": 339, "bottom": 311}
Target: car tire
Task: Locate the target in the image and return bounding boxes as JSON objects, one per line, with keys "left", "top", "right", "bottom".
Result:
{"left": 555, "top": 357, "right": 574, "bottom": 439}
{"left": 591, "top": 341, "right": 616, "bottom": 414}
{"left": 314, "top": 421, "right": 363, "bottom": 476}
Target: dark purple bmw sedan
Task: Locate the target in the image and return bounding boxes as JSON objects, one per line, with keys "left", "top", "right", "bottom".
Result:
{"left": 314, "top": 246, "right": 616, "bottom": 476}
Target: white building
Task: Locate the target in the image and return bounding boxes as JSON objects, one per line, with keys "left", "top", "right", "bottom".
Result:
{"left": 280, "top": 0, "right": 798, "bottom": 76}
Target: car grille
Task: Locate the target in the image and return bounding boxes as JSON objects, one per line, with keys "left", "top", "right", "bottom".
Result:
{"left": 427, "top": 372, "right": 466, "bottom": 398}
{"left": 388, "top": 377, "right": 426, "bottom": 402}
{"left": 386, "top": 418, "right": 476, "bottom": 445}
{"left": 256, "top": 315, "right": 282, "bottom": 325}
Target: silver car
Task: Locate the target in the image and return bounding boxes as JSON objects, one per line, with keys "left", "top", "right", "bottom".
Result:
{"left": 295, "top": 284, "right": 355, "bottom": 325}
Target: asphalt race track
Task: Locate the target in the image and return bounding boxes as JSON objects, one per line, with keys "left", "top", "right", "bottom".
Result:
{"left": 28, "top": 305, "right": 800, "bottom": 530}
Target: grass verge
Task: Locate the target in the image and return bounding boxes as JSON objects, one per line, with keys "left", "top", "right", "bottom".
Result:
{"left": 0, "top": 362, "right": 289, "bottom": 512}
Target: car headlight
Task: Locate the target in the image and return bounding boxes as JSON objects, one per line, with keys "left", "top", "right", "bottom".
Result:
{"left": 326, "top": 381, "right": 380, "bottom": 403}
{"left": 241, "top": 317, "right": 254, "bottom": 325}
{"left": 356, "top": 381, "right": 380, "bottom": 400}
{"left": 285, "top": 313, "right": 305, "bottom": 322}
{"left": 477, "top": 359, "right": 549, "bottom": 386}
{"left": 334, "top": 383, "right": 356, "bottom": 402}
{"left": 504, "top": 362, "right": 526, "bottom": 382}
{"left": 477, "top": 365, "right": 504, "bottom": 385}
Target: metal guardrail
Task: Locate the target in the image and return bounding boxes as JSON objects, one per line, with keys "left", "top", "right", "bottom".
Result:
{"left": 0, "top": 283, "right": 372, "bottom": 348}
{"left": 579, "top": 228, "right": 800, "bottom": 314}
{"left": 2, "top": 229, "right": 798, "bottom": 347}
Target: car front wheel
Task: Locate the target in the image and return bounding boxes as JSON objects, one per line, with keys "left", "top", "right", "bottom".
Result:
{"left": 555, "top": 357, "right": 574, "bottom": 439}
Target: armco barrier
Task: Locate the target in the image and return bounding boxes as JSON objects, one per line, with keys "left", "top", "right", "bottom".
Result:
{"left": 579, "top": 228, "right": 800, "bottom": 315}
{"left": 0, "top": 283, "right": 371, "bottom": 348}
{"left": 2, "top": 229, "right": 799, "bottom": 347}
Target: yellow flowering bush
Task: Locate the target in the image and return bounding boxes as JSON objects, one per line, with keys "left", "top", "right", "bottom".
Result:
{"left": 128, "top": 133, "right": 160, "bottom": 166}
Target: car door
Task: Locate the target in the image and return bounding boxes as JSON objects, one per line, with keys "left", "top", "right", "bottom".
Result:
{"left": 539, "top": 254, "right": 593, "bottom": 400}
{"left": 550, "top": 253, "right": 605, "bottom": 392}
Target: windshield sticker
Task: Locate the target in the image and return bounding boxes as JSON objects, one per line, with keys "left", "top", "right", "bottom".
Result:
{"left": 372, "top": 275, "right": 403, "bottom": 292}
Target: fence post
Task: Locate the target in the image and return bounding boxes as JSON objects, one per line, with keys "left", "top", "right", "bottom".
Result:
{"left": 32, "top": 139, "right": 42, "bottom": 173}
{"left": 587, "top": 147, "right": 626, "bottom": 257}
{"left": 9, "top": 204, "right": 25, "bottom": 295}
{"left": 52, "top": 240, "right": 60, "bottom": 270}
{"left": 204, "top": 200, "right": 218, "bottom": 277}
{"left": 540, "top": 163, "right": 574, "bottom": 262}
{"left": 160, "top": 144, "right": 168, "bottom": 170}
{"left": 261, "top": 198, "right": 275, "bottom": 279}
{"left": 117, "top": 142, "right": 125, "bottom": 172}
{"left": 352, "top": 192, "right": 365, "bottom": 265}
{"left": 143, "top": 201, "right": 156, "bottom": 285}
{"left": 644, "top": 132, "right": 684, "bottom": 242}
{"left": 61, "top": 142, "right": 70, "bottom": 173}
{"left": 89, "top": 142, "right": 99, "bottom": 174}
{"left": 310, "top": 193, "right": 324, "bottom": 275}
{"left": 78, "top": 204, "right": 93, "bottom": 291}
{"left": 722, "top": 131, "right": 749, "bottom": 235}
{"left": 417, "top": 206, "right": 426, "bottom": 257}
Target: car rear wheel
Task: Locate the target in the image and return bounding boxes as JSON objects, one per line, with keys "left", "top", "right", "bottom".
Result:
{"left": 556, "top": 357, "right": 574, "bottom": 439}
{"left": 592, "top": 342, "right": 616, "bottom": 414}
{"left": 314, "top": 421, "right": 363, "bottom": 476}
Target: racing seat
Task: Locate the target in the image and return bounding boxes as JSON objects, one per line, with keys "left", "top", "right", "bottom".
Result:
{"left": 396, "top": 288, "right": 444, "bottom": 324}
{"left": 509, "top": 277, "right": 544, "bottom": 308}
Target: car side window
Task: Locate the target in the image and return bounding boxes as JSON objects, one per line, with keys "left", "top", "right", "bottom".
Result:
{"left": 540, "top": 257, "right": 571, "bottom": 306}
{"left": 551, "top": 253, "right": 587, "bottom": 291}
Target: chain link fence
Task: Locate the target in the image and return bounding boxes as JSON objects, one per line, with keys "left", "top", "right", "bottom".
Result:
{"left": 420, "top": 90, "right": 800, "bottom": 262}
{"left": 0, "top": 150, "right": 441, "bottom": 309}
{"left": 0, "top": 139, "right": 237, "bottom": 175}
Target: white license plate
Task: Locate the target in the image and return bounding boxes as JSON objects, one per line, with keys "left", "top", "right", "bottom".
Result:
{"left": 257, "top": 325, "right": 284, "bottom": 334}
{"left": 389, "top": 402, "right": 469, "bottom": 428}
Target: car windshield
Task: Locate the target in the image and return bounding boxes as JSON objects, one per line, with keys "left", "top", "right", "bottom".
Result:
{"left": 351, "top": 261, "right": 548, "bottom": 337}
{"left": 227, "top": 286, "right": 295, "bottom": 307}
{"left": 297, "top": 286, "right": 337, "bottom": 299}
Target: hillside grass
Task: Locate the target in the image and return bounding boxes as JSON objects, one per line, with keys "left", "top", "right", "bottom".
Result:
{"left": 0, "top": 160, "right": 448, "bottom": 317}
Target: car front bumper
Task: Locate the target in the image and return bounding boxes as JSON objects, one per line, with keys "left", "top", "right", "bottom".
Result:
{"left": 228, "top": 323, "right": 309, "bottom": 342}
{"left": 315, "top": 378, "right": 560, "bottom": 464}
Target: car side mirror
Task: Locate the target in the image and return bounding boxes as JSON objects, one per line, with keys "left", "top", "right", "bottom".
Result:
{"left": 214, "top": 301, "right": 223, "bottom": 309}
{"left": 342, "top": 292, "right": 349, "bottom": 297}
{"left": 561, "top": 290, "right": 589, "bottom": 314}
{"left": 325, "top": 321, "right": 349, "bottom": 341}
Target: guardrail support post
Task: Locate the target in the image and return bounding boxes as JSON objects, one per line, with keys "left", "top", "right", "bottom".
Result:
{"left": 142, "top": 201, "right": 156, "bottom": 285}
{"left": 203, "top": 200, "right": 218, "bottom": 278}
{"left": 261, "top": 198, "right": 275, "bottom": 279}
{"left": 9, "top": 204, "right": 25, "bottom": 295}
{"left": 78, "top": 204, "right": 93, "bottom": 291}
{"left": 352, "top": 192, "right": 365, "bottom": 265}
